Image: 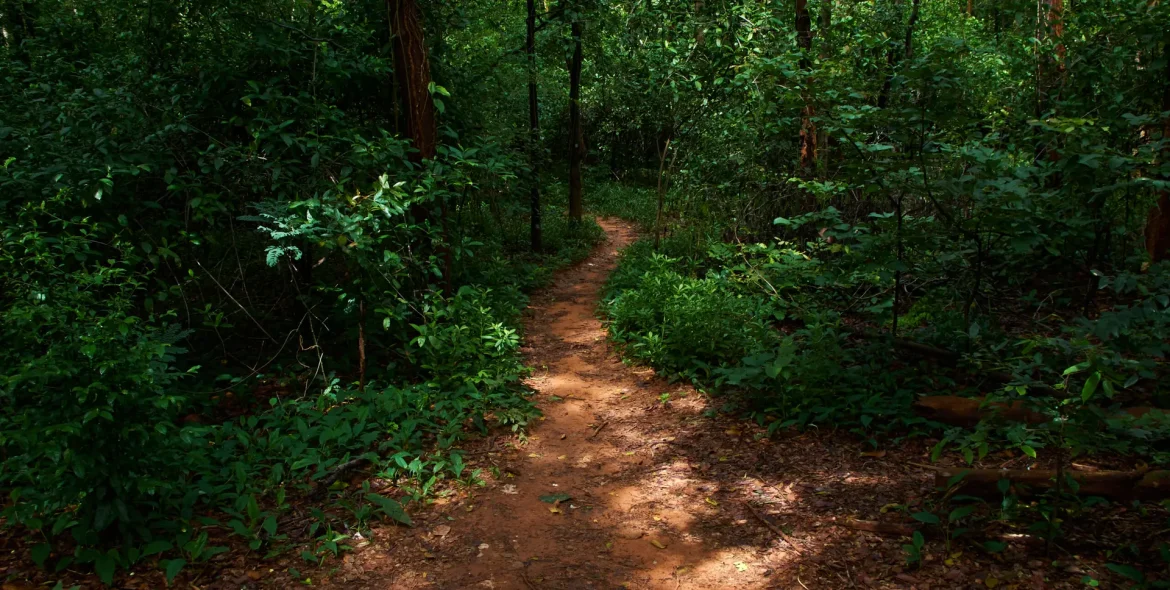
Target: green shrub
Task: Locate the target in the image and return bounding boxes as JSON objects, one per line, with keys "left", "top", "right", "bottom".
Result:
{"left": 606, "top": 251, "right": 778, "bottom": 374}
{"left": 0, "top": 212, "right": 193, "bottom": 547}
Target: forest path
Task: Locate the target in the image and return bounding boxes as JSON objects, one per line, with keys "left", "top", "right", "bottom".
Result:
{"left": 436, "top": 217, "right": 761, "bottom": 589}
{"left": 330, "top": 218, "right": 939, "bottom": 589}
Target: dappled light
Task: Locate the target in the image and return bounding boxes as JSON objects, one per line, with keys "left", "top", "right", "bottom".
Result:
{"left": 2, "top": 0, "right": 1168, "bottom": 587}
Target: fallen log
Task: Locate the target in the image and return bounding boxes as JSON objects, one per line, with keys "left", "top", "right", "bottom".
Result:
{"left": 913, "top": 396, "right": 1170, "bottom": 429}
{"left": 837, "top": 519, "right": 918, "bottom": 536}
{"left": 935, "top": 467, "right": 1170, "bottom": 500}
{"left": 913, "top": 395, "right": 1048, "bottom": 428}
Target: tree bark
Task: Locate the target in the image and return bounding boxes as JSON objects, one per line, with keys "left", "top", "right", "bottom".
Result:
{"left": 655, "top": 137, "right": 672, "bottom": 248}
{"left": 387, "top": 0, "right": 452, "bottom": 294}
{"left": 904, "top": 0, "right": 920, "bottom": 60}
{"left": 1146, "top": 36, "right": 1170, "bottom": 263}
{"left": 568, "top": 19, "right": 584, "bottom": 224}
{"left": 388, "top": 0, "right": 436, "bottom": 161}
{"left": 796, "top": 0, "right": 817, "bottom": 174}
{"left": 527, "top": 0, "right": 542, "bottom": 252}
{"left": 2, "top": 1, "right": 35, "bottom": 62}
{"left": 817, "top": 0, "right": 831, "bottom": 173}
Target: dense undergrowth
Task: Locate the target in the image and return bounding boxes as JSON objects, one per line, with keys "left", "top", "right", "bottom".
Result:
{"left": 0, "top": 1, "right": 603, "bottom": 584}
{"left": 5, "top": 0, "right": 1170, "bottom": 584}
{"left": 598, "top": 182, "right": 1170, "bottom": 581}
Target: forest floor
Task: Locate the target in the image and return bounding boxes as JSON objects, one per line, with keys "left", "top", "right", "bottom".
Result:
{"left": 306, "top": 219, "right": 1134, "bottom": 590}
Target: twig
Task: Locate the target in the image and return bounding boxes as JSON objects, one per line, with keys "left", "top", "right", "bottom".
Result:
{"left": 838, "top": 519, "right": 918, "bottom": 536}
{"left": 313, "top": 457, "right": 371, "bottom": 499}
{"left": 744, "top": 502, "right": 802, "bottom": 554}
{"left": 195, "top": 259, "right": 278, "bottom": 344}
{"left": 907, "top": 461, "right": 944, "bottom": 471}
{"left": 587, "top": 421, "right": 609, "bottom": 439}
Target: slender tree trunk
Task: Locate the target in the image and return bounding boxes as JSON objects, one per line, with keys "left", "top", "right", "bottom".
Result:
{"left": 568, "top": 19, "right": 584, "bottom": 224}
{"left": 817, "top": 0, "right": 832, "bottom": 174}
{"left": 1146, "top": 37, "right": 1170, "bottom": 263}
{"left": 796, "top": 0, "right": 817, "bottom": 175}
{"left": 904, "top": 0, "right": 921, "bottom": 59}
{"left": 388, "top": 0, "right": 453, "bottom": 294}
{"left": 2, "top": 1, "right": 35, "bottom": 62}
{"left": 358, "top": 299, "right": 367, "bottom": 390}
{"left": 655, "top": 137, "right": 672, "bottom": 249}
{"left": 388, "top": 0, "right": 436, "bottom": 161}
{"left": 527, "top": 0, "right": 542, "bottom": 252}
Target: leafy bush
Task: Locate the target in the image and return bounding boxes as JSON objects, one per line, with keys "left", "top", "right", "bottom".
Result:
{"left": 0, "top": 208, "right": 194, "bottom": 546}
{"left": 606, "top": 253, "right": 778, "bottom": 372}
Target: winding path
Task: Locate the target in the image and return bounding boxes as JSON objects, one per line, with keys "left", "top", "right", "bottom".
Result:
{"left": 327, "top": 218, "right": 945, "bottom": 589}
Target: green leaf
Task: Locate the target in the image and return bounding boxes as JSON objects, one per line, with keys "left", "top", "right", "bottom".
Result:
{"left": 983, "top": 541, "right": 1007, "bottom": 553}
{"left": 142, "top": 540, "right": 172, "bottom": 557}
{"left": 95, "top": 551, "right": 116, "bottom": 585}
{"left": 948, "top": 505, "right": 975, "bottom": 522}
{"left": 1019, "top": 445, "right": 1037, "bottom": 458}
{"left": 1081, "top": 372, "right": 1101, "bottom": 402}
{"left": 365, "top": 493, "right": 412, "bottom": 526}
{"left": 162, "top": 558, "right": 186, "bottom": 585}
{"left": 911, "top": 512, "right": 939, "bottom": 525}
{"left": 31, "top": 543, "right": 51, "bottom": 568}
{"left": 1105, "top": 563, "right": 1144, "bottom": 582}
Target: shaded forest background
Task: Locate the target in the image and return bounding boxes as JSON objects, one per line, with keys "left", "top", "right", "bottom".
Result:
{"left": 1, "top": 0, "right": 1169, "bottom": 586}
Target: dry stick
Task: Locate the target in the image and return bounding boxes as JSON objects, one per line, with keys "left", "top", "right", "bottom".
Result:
{"left": 195, "top": 259, "right": 278, "bottom": 344}
{"left": 838, "top": 519, "right": 918, "bottom": 536}
{"left": 744, "top": 502, "right": 802, "bottom": 554}
{"left": 587, "top": 421, "right": 609, "bottom": 439}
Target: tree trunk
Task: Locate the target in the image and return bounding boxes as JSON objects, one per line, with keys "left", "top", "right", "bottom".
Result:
{"left": 796, "top": 0, "right": 816, "bottom": 175}
{"left": 1146, "top": 37, "right": 1170, "bottom": 263}
{"left": 568, "top": 19, "right": 584, "bottom": 224}
{"left": 388, "top": 0, "right": 436, "bottom": 161}
{"left": 527, "top": 0, "right": 542, "bottom": 252}
{"left": 817, "top": 0, "right": 831, "bottom": 173}
{"left": 904, "top": 0, "right": 920, "bottom": 59}
{"left": 387, "top": 0, "right": 451, "bottom": 294}
{"left": 655, "top": 137, "right": 672, "bottom": 248}
{"left": 2, "top": 1, "right": 35, "bottom": 62}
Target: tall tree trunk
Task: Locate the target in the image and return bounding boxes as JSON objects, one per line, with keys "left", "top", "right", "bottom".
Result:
{"left": 655, "top": 137, "right": 672, "bottom": 248}
{"left": 568, "top": 19, "right": 584, "bottom": 224}
{"left": 387, "top": 0, "right": 451, "bottom": 296}
{"left": 817, "top": 0, "right": 832, "bottom": 173}
{"left": 796, "top": 0, "right": 816, "bottom": 175}
{"left": 527, "top": 0, "right": 542, "bottom": 252}
{"left": 904, "top": 0, "right": 921, "bottom": 59}
{"left": 388, "top": 0, "right": 436, "bottom": 161}
{"left": 876, "top": 0, "right": 903, "bottom": 110}
{"left": 1034, "top": 0, "right": 1064, "bottom": 164}
{"left": 1146, "top": 37, "right": 1170, "bottom": 263}
{"left": 2, "top": 1, "right": 36, "bottom": 62}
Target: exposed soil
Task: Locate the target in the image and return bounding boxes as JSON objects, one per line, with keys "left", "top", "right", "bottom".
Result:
{"left": 304, "top": 219, "right": 1163, "bottom": 589}
{"left": 10, "top": 219, "right": 1153, "bottom": 589}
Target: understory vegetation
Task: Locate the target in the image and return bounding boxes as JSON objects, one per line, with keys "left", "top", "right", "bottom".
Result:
{"left": 2, "top": 0, "right": 1170, "bottom": 585}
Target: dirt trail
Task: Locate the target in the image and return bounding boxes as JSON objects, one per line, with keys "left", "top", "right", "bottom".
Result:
{"left": 323, "top": 218, "right": 1039, "bottom": 589}
{"left": 429, "top": 217, "right": 760, "bottom": 589}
